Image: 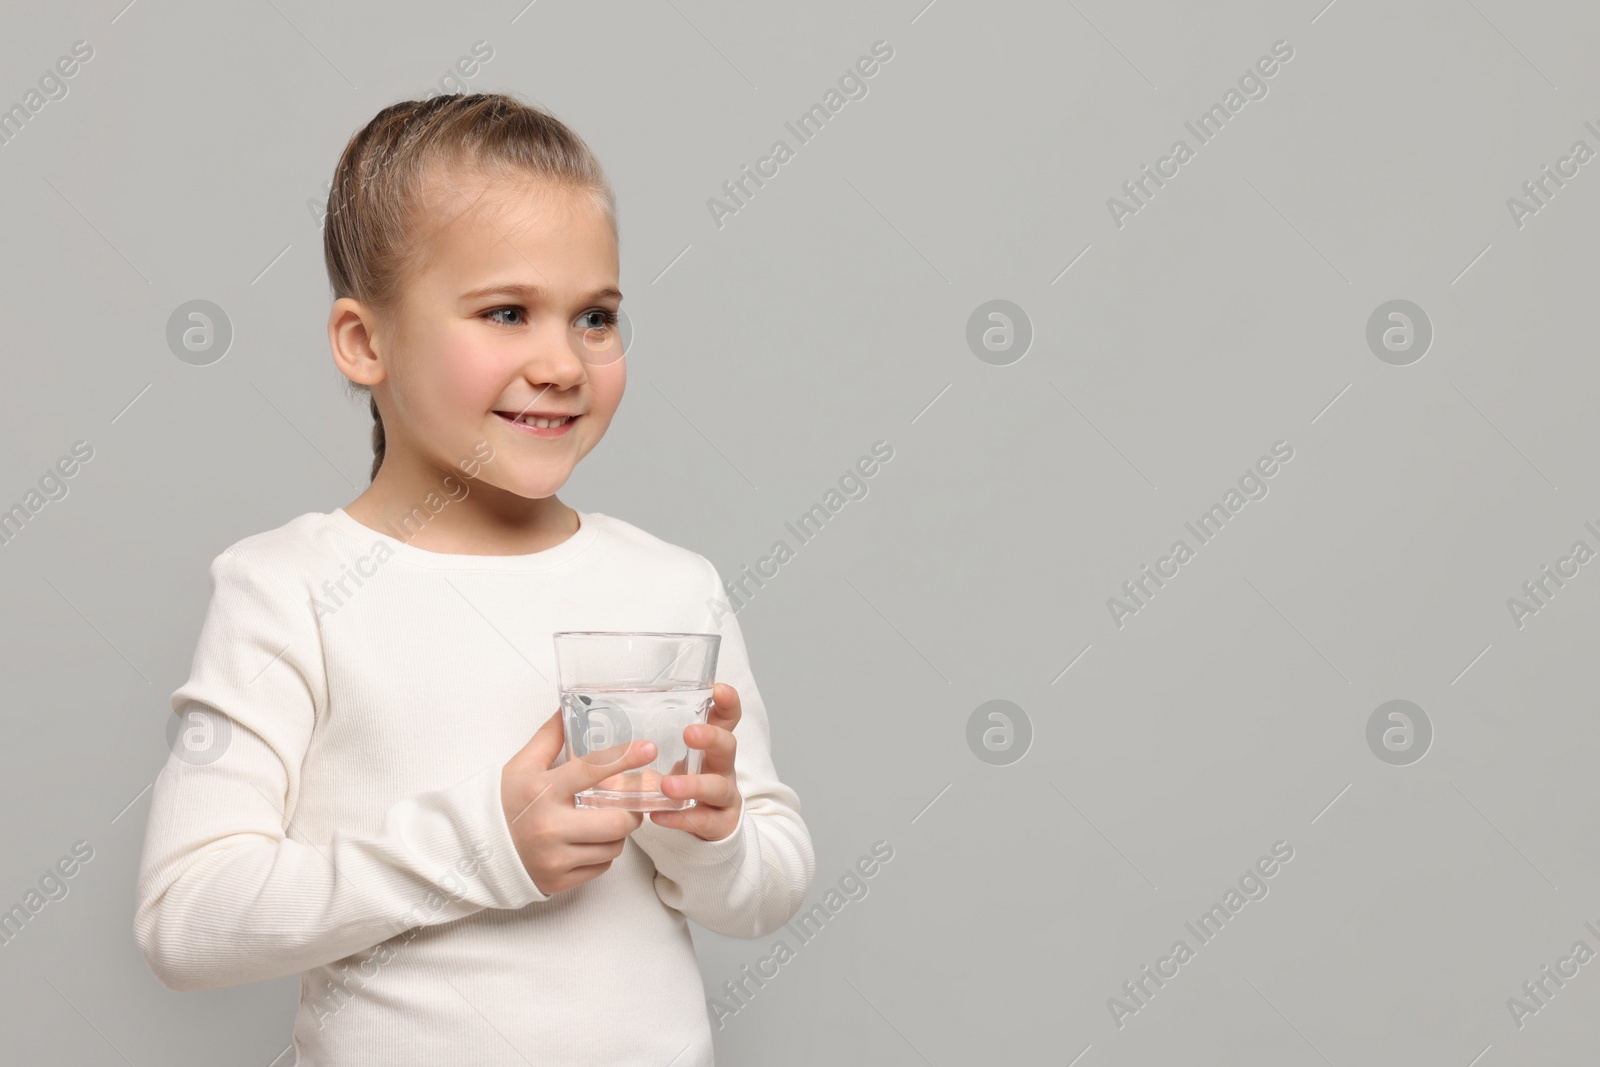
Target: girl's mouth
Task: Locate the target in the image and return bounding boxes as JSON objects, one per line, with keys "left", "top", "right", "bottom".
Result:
{"left": 493, "top": 411, "right": 579, "bottom": 437}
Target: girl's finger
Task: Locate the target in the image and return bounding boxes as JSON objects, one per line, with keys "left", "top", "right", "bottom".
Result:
{"left": 707, "top": 683, "right": 742, "bottom": 730}
{"left": 688, "top": 723, "right": 737, "bottom": 777}
{"left": 662, "top": 770, "right": 739, "bottom": 807}
{"left": 650, "top": 802, "right": 740, "bottom": 841}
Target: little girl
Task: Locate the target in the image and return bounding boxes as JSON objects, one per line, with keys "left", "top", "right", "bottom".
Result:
{"left": 133, "top": 92, "right": 815, "bottom": 1066}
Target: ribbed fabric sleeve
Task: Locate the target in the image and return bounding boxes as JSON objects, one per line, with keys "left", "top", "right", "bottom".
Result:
{"left": 134, "top": 549, "right": 549, "bottom": 993}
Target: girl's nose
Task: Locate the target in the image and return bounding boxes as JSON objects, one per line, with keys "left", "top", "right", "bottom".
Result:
{"left": 521, "top": 327, "right": 592, "bottom": 386}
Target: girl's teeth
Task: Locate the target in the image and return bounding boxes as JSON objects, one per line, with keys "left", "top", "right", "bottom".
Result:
{"left": 523, "top": 415, "right": 569, "bottom": 428}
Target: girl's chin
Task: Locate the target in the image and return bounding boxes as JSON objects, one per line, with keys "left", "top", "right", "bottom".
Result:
{"left": 477, "top": 470, "right": 574, "bottom": 501}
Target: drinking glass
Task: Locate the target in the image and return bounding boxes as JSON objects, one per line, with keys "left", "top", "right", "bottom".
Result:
{"left": 552, "top": 632, "right": 720, "bottom": 810}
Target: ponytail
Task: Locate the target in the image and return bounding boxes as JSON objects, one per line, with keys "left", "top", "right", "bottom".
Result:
{"left": 369, "top": 393, "right": 386, "bottom": 482}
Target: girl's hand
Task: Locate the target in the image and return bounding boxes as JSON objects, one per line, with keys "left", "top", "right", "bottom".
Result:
{"left": 650, "top": 682, "right": 744, "bottom": 841}
{"left": 500, "top": 711, "right": 655, "bottom": 896}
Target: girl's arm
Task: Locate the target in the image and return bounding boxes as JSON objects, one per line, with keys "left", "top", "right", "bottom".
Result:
{"left": 628, "top": 560, "right": 817, "bottom": 939}
{"left": 133, "top": 549, "right": 547, "bottom": 992}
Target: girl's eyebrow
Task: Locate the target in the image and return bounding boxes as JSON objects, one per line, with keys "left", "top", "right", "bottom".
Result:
{"left": 460, "top": 282, "right": 623, "bottom": 303}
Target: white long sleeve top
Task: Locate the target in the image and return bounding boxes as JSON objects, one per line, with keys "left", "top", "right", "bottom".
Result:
{"left": 133, "top": 507, "right": 815, "bottom": 1066}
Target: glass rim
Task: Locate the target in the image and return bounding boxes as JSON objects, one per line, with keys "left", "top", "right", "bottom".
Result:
{"left": 553, "top": 631, "right": 719, "bottom": 641}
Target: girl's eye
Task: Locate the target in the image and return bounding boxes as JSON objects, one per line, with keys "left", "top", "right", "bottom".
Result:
{"left": 484, "top": 306, "right": 525, "bottom": 327}
{"left": 483, "top": 307, "right": 618, "bottom": 330}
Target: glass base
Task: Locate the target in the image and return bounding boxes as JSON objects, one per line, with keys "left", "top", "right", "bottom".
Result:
{"left": 576, "top": 790, "right": 698, "bottom": 812}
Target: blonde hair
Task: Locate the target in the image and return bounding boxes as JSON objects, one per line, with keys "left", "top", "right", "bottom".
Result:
{"left": 322, "top": 92, "right": 616, "bottom": 481}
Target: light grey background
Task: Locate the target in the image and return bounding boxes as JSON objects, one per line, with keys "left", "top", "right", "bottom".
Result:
{"left": 2, "top": 0, "right": 1597, "bottom": 1063}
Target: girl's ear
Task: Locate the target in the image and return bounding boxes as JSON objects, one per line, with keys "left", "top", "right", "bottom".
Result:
{"left": 329, "top": 297, "right": 386, "bottom": 387}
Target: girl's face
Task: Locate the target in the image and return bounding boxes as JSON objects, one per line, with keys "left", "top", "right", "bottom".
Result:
{"left": 371, "top": 173, "right": 625, "bottom": 501}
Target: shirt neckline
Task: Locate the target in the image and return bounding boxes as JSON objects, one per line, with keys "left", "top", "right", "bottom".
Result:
{"left": 323, "top": 506, "right": 604, "bottom": 571}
